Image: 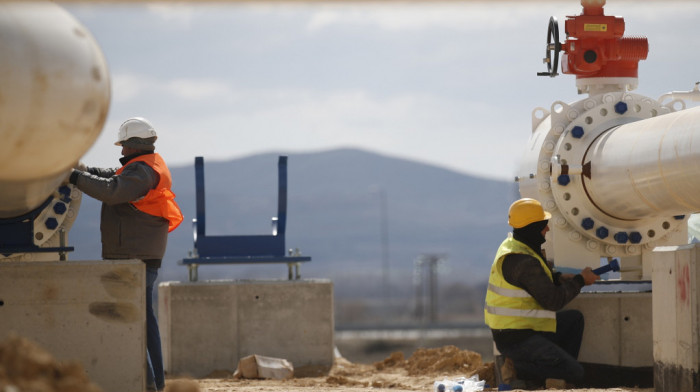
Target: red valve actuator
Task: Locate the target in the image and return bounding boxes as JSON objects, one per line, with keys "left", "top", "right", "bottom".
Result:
{"left": 561, "top": 0, "right": 648, "bottom": 79}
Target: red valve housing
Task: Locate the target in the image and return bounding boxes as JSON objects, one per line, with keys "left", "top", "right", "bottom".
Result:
{"left": 561, "top": 1, "right": 648, "bottom": 80}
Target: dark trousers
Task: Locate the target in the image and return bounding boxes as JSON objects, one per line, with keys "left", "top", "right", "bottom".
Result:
{"left": 146, "top": 267, "right": 165, "bottom": 390}
{"left": 499, "top": 309, "right": 585, "bottom": 383}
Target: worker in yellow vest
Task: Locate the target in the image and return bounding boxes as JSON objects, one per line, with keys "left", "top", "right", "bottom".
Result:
{"left": 485, "top": 198, "right": 598, "bottom": 389}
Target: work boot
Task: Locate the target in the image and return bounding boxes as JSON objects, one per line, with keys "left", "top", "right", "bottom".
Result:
{"left": 509, "top": 379, "right": 543, "bottom": 390}
{"left": 494, "top": 355, "right": 517, "bottom": 385}
{"left": 495, "top": 356, "right": 545, "bottom": 390}
{"left": 545, "top": 378, "right": 576, "bottom": 389}
{"left": 545, "top": 378, "right": 566, "bottom": 389}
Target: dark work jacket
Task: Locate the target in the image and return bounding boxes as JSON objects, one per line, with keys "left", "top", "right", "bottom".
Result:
{"left": 72, "top": 152, "right": 167, "bottom": 268}
{"left": 491, "top": 253, "right": 585, "bottom": 349}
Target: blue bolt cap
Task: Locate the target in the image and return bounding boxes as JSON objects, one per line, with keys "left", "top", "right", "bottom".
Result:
{"left": 674, "top": 215, "right": 686, "bottom": 220}
{"left": 614, "top": 101, "right": 628, "bottom": 114}
{"left": 437, "top": 384, "right": 445, "bottom": 392}
{"left": 630, "top": 231, "right": 642, "bottom": 244}
{"left": 452, "top": 385, "right": 463, "bottom": 392}
{"left": 45, "top": 217, "right": 59, "bottom": 230}
{"left": 53, "top": 202, "right": 67, "bottom": 215}
{"left": 557, "top": 174, "right": 570, "bottom": 186}
{"left": 596, "top": 226, "right": 609, "bottom": 239}
{"left": 57, "top": 185, "right": 72, "bottom": 203}
{"left": 571, "top": 126, "right": 584, "bottom": 138}
{"left": 614, "top": 232, "right": 629, "bottom": 244}
{"left": 581, "top": 217, "right": 594, "bottom": 230}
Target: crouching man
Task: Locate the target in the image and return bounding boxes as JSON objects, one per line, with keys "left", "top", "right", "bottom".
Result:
{"left": 484, "top": 198, "right": 599, "bottom": 389}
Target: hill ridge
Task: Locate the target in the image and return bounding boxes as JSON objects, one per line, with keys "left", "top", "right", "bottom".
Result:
{"left": 70, "top": 148, "right": 515, "bottom": 299}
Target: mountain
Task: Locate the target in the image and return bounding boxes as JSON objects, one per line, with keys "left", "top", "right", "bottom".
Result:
{"left": 69, "top": 148, "right": 517, "bottom": 302}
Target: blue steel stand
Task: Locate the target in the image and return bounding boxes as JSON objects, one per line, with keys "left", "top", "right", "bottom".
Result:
{"left": 0, "top": 191, "right": 75, "bottom": 260}
{"left": 181, "top": 156, "right": 311, "bottom": 281}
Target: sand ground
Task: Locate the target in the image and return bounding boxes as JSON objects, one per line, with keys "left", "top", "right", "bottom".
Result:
{"left": 165, "top": 346, "right": 654, "bottom": 392}
{"left": 0, "top": 335, "right": 654, "bottom": 392}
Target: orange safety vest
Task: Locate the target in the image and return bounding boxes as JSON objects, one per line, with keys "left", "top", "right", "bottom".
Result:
{"left": 116, "top": 153, "right": 183, "bottom": 232}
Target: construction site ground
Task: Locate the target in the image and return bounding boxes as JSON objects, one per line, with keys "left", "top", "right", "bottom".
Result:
{"left": 167, "top": 344, "right": 654, "bottom": 392}
{"left": 172, "top": 352, "right": 654, "bottom": 392}
{"left": 0, "top": 335, "right": 653, "bottom": 392}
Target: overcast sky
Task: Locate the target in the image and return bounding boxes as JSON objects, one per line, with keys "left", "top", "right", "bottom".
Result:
{"left": 62, "top": 1, "right": 700, "bottom": 180}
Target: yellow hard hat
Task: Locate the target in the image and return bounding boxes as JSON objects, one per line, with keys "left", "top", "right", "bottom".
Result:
{"left": 508, "top": 198, "right": 552, "bottom": 228}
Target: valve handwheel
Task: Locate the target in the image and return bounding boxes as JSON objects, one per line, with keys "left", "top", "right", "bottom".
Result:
{"left": 537, "top": 16, "right": 561, "bottom": 77}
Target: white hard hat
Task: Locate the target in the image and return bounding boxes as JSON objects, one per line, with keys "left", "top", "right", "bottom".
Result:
{"left": 115, "top": 117, "right": 157, "bottom": 146}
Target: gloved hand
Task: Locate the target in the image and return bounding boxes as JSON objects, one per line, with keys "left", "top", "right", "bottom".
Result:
{"left": 61, "top": 168, "right": 83, "bottom": 186}
{"left": 61, "top": 169, "right": 73, "bottom": 186}
{"left": 73, "top": 161, "right": 88, "bottom": 171}
{"left": 580, "top": 267, "right": 600, "bottom": 286}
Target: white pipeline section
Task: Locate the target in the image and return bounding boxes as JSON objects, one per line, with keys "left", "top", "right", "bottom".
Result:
{"left": 0, "top": 3, "right": 110, "bottom": 218}
{"left": 519, "top": 92, "right": 700, "bottom": 270}
{"left": 585, "top": 106, "right": 700, "bottom": 220}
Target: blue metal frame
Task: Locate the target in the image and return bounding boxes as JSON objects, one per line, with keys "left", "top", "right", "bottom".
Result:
{"left": 181, "top": 156, "right": 311, "bottom": 280}
{"left": 0, "top": 196, "right": 74, "bottom": 257}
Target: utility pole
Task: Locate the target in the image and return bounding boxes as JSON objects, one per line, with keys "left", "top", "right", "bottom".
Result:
{"left": 379, "top": 189, "right": 390, "bottom": 307}
{"left": 414, "top": 254, "right": 447, "bottom": 325}
{"left": 370, "top": 186, "right": 391, "bottom": 315}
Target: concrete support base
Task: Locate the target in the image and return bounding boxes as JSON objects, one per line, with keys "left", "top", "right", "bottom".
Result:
{"left": 0, "top": 260, "right": 146, "bottom": 392}
{"left": 567, "top": 291, "right": 653, "bottom": 367}
{"left": 565, "top": 288, "right": 653, "bottom": 387}
{"left": 652, "top": 244, "right": 700, "bottom": 392}
{"left": 158, "top": 279, "right": 334, "bottom": 378}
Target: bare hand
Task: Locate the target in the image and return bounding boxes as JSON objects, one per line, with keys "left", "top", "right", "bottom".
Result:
{"left": 580, "top": 267, "right": 600, "bottom": 286}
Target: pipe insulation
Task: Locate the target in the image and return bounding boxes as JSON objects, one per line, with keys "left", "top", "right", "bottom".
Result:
{"left": 0, "top": 2, "right": 110, "bottom": 218}
{"left": 585, "top": 106, "right": 700, "bottom": 220}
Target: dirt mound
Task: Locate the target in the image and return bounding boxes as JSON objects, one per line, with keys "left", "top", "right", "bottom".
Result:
{"left": 406, "top": 346, "right": 482, "bottom": 376}
{"left": 165, "top": 378, "right": 201, "bottom": 392}
{"left": 0, "top": 334, "right": 102, "bottom": 392}
{"left": 372, "top": 345, "right": 495, "bottom": 386}
{"left": 326, "top": 375, "right": 369, "bottom": 387}
{"left": 373, "top": 352, "right": 405, "bottom": 371}
{"left": 374, "top": 345, "right": 483, "bottom": 376}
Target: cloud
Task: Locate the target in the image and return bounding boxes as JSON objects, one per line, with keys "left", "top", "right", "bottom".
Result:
{"left": 112, "top": 73, "right": 151, "bottom": 103}
{"left": 98, "top": 65, "right": 530, "bottom": 179}
{"left": 106, "top": 83, "right": 521, "bottom": 178}
{"left": 164, "top": 79, "right": 234, "bottom": 101}
{"left": 77, "top": 1, "right": 700, "bottom": 182}
{"left": 305, "top": 2, "right": 571, "bottom": 33}
{"left": 146, "top": 4, "right": 196, "bottom": 28}
{"left": 112, "top": 72, "right": 235, "bottom": 102}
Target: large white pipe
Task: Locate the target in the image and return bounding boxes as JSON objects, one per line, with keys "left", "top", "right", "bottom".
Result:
{"left": 520, "top": 92, "right": 700, "bottom": 261}
{"left": 584, "top": 106, "right": 700, "bottom": 220}
{"left": 0, "top": 2, "right": 110, "bottom": 218}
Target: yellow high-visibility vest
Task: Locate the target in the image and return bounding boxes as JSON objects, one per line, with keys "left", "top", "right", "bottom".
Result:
{"left": 484, "top": 236, "right": 556, "bottom": 332}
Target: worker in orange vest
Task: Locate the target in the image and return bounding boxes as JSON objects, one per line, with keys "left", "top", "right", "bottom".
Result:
{"left": 69, "top": 117, "right": 183, "bottom": 392}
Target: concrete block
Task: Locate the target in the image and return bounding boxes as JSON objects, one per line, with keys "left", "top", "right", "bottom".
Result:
{"left": 236, "top": 355, "right": 260, "bottom": 378}
{"left": 234, "top": 354, "right": 293, "bottom": 380}
{"left": 652, "top": 244, "right": 700, "bottom": 392}
{"left": 565, "top": 291, "right": 652, "bottom": 367}
{"left": 0, "top": 260, "right": 146, "bottom": 392}
{"left": 159, "top": 279, "right": 334, "bottom": 378}
{"left": 159, "top": 281, "right": 238, "bottom": 377}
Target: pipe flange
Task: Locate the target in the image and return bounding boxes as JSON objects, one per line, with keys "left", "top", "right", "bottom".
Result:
{"left": 549, "top": 92, "right": 679, "bottom": 255}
